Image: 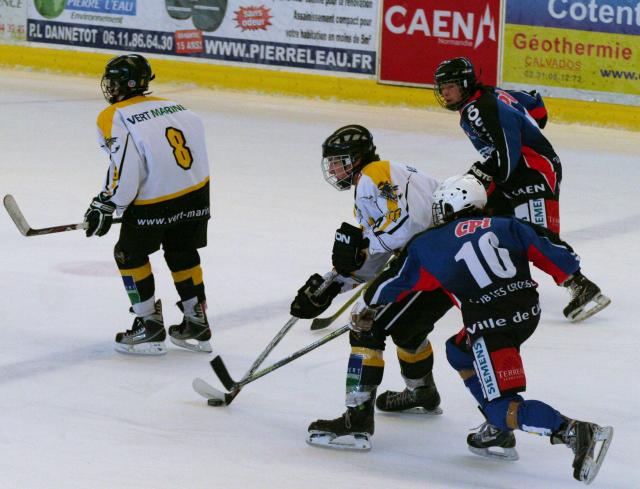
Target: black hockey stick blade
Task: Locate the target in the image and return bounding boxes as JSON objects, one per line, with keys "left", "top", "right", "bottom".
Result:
{"left": 310, "top": 316, "right": 335, "bottom": 330}
{"left": 210, "top": 356, "right": 238, "bottom": 391}
{"left": 310, "top": 285, "right": 365, "bottom": 330}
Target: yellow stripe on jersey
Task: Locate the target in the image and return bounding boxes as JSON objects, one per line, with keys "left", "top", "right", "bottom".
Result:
{"left": 396, "top": 341, "right": 433, "bottom": 363}
{"left": 171, "top": 265, "right": 204, "bottom": 286}
{"left": 360, "top": 160, "right": 400, "bottom": 232}
{"left": 133, "top": 177, "right": 210, "bottom": 205}
{"left": 351, "top": 347, "right": 385, "bottom": 367}
{"left": 119, "top": 261, "right": 152, "bottom": 282}
{"left": 96, "top": 96, "right": 166, "bottom": 139}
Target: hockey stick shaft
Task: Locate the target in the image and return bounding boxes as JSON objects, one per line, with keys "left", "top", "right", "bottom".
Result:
{"left": 213, "top": 324, "right": 350, "bottom": 391}
{"left": 213, "top": 271, "right": 339, "bottom": 398}
{"left": 310, "top": 285, "right": 365, "bottom": 330}
{"left": 3, "top": 194, "right": 122, "bottom": 236}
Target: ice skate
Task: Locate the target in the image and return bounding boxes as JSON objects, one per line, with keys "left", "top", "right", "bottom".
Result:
{"left": 115, "top": 300, "right": 167, "bottom": 355}
{"left": 168, "top": 301, "right": 212, "bottom": 353}
{"left": 551, "top": 418, "right": 613, "bottom": 484}
{"left": 563, "top": 274, "right": 611, "bottom": 322}
{"left": 307, "top": 402, "right": 374, "bottom": 451}
{"left": 467, "top": 421, "right": 519, "bottom": 461}
{"left": 376, "top": 380, "right": 442, "bottom": 414}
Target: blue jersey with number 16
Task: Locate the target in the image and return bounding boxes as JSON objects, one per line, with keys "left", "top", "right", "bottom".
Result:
{"left": 367, "top": 216, "right": 580, "bottom": 340}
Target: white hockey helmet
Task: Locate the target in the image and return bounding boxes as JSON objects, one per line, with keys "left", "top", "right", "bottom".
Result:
{"left": 432, "top": 174, "right": 487, "bottom": 225}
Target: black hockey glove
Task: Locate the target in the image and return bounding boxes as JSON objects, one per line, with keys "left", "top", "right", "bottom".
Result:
{"left": 84, "top": 192, "right": 116, "bottom": 237}
{"left": 290, "top": 273, "right": 342, "bottom": 319}
{"left": 467, "top": 160, "right": 495, "bottom": 190}
{"left": 332, "top": 222, "right": 369, "bottom": 277}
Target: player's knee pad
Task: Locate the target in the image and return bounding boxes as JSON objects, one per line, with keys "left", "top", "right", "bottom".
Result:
{"left": 113, "top": 242, "right": 149, "bottom": 269}
{"left": 484, "top": 395, "right": 524, "bottom": 431}
{"left": 445, "top": 334, "right": 473, "bottom": 371}
{"left": 164, "top": 249, "right": 200, "bottom": 272}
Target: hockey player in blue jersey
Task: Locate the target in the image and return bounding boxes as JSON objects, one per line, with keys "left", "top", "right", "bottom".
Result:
{"left": 433, "top": 57, "right": 610, "bottom": 324}
{"left": 351, "top": 174, "right": 613, "bottom": 484}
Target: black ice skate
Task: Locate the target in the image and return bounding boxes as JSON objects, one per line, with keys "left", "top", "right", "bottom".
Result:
{"left": 467, "top": 421, "right": 519, "bottom": 461}
{"left": 307, "top": 402, "right": 374, "bottom": 451}
{"left": 168, "top": 301, "right": 212, "bottom": 353}
{"left": 115, "top": 300, "right": 167, "bottom": 355}
{"left": 376, "top": 382, "right": 442, "bottom": 415}
{"left": 563, "top": 273, "right": 611, "bottom": 322}
{"left": 551, "top": 418, "right": 613, "bottom": 484}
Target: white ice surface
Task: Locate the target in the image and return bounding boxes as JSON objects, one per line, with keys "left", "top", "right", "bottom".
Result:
{"left": 0, "top": 69, "right": 638, "bottom": 489}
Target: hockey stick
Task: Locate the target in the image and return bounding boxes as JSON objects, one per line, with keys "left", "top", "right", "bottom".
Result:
{"left": 193, "top": 272, "right": 338, "bottom": 406}
{"left": 310, "top": 285, "right": 365, "bottom": 330}
{"left": 198, "top": 323, "right": 351, "bottom": 404}
{"left": 3, "top": 194, "right": 122, "bottom": 237}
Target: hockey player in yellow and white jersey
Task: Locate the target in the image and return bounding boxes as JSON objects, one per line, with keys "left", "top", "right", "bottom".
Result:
{"left": 289, "top": 125, "right": 453, "bottom": 450}
{"left": 83, "top": 54, "right": 212, "bottom": 356}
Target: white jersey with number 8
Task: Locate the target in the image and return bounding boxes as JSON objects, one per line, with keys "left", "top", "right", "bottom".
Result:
{"left": 96, "top": 95, "right": 210, "bottom": 215}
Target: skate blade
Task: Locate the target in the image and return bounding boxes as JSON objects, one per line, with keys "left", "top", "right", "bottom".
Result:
{"left": 306, "top": 432, "right": 372, "bottom": 451}
{"left": 378, "top": 406, "right": 443, "bottom": 415}
{"left": 114, "top": 341, "right": 167, "bottom": 356}
{"left": 468, "top": 445, "right": 519, "bottom": 462}
{"left": 169, "top": 337, "right": 212, "bottom": 353}
{"left": 567, "top": 294, "right": 611, "bottom": 322}
{"left": 578, "top": 426, "right": 613, "bottom": 485}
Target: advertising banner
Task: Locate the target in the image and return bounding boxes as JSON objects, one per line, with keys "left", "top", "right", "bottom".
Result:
{"left": 378, "top": 0, "right": 502, "bottom": 87}
{"left": 503, "top": 0, "right": 640, "bottom": 104}
{"left": 26, "top": 0, "right": 378, "bottom": 76}
{"left": 1, "top": 0, "right": 27, "bottom": 43}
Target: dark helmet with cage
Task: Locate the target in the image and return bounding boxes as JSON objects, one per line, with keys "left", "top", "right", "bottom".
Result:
{"left": 321, "top": 124, "right": 379, "bottom": 191}
{"left": 432, "top": 174, "right": 487, "bottom": 226}
{"left": 434, "top": 57, "right": 478, "bottom": 111}
{"left": 101, "top": 54, "right": 155, "bottom": 104}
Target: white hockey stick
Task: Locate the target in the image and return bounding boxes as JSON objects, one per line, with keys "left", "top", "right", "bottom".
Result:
{"left": 193, "top": 272, "right": 339, "bottom": 406}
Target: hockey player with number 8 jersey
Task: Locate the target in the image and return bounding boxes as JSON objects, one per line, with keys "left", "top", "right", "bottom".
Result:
{"left": 84, "top": 54, "right": 213, "bottom": 356}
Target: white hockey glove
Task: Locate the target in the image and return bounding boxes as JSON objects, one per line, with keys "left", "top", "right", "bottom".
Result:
{"left": 349, "top": 298, "right": 381, "bottom": 333}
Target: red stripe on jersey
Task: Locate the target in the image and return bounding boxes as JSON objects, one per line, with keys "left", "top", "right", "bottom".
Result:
{"left": 521, "top": 146, "right": 558, "bottom": 193}
{"left": 527, "top": 244, "right": 570, "bottom": 285}
{"left": 397, "top": 266, "right": 442, "bottom": 302}
{"left": 528, "top": 106, "right": 547, "bottom": 120}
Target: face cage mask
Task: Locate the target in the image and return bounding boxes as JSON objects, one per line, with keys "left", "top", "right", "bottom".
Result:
{"left": 321, "top": 154, "right": 355, "bottom": 191}
{"left": 432, "top": 201, "right": 445, "bottom": 226}
{"left": 101, "top": 75, "right": 122, "bottom": 104}
{"left": 434, "top": 79, "right": 472, "bottom": 111}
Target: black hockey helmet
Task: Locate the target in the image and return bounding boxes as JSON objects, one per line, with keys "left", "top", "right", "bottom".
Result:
{"left": 321, "top": 124, "right": 379, "bottom": 190}
{"left": 101, "top": 54, "right": 155, "bottom": 104}
{"left": 434, "top": 57, "right": 478, "bottom": 111}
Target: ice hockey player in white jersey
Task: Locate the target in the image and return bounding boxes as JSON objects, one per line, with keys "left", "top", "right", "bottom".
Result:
{"left": 290, "top": 125, "right": 453, "bottom": 450}
{"left": 83, "top": 54, "right": 212, "bottom": 355}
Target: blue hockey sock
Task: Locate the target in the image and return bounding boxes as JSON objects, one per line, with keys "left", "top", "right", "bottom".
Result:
{"left": 464, "top": 376, "right": 487, "bottom": 408}
{"left": 516, "top": 400, "right": 565, "bottom": 436}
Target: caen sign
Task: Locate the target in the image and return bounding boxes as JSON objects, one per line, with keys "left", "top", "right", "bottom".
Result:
{"left": 379, "top": 0, "right": 502, "bottom": 87}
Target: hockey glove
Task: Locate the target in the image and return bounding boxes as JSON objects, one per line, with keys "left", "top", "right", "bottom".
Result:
{"left": 290, "top": 273, "right": 342, "bottom": 319}
{"left": 332, "top": 222, "right": 369, "bottom": 277}
{"left": 84, "top": 192, "right": 116, "bottom": 237}
{"left": 349, "top": 299, "right": 380, "bottom": 333}
{"left": 467, "top": 160, "right": 495, "bottom": 190}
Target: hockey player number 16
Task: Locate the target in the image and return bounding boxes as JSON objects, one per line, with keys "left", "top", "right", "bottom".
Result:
{"left": 165, "top": 127, "right": 194, "bottom": 170}
{"left": 455, "top": 231, "right": 516, "bottom": 288}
